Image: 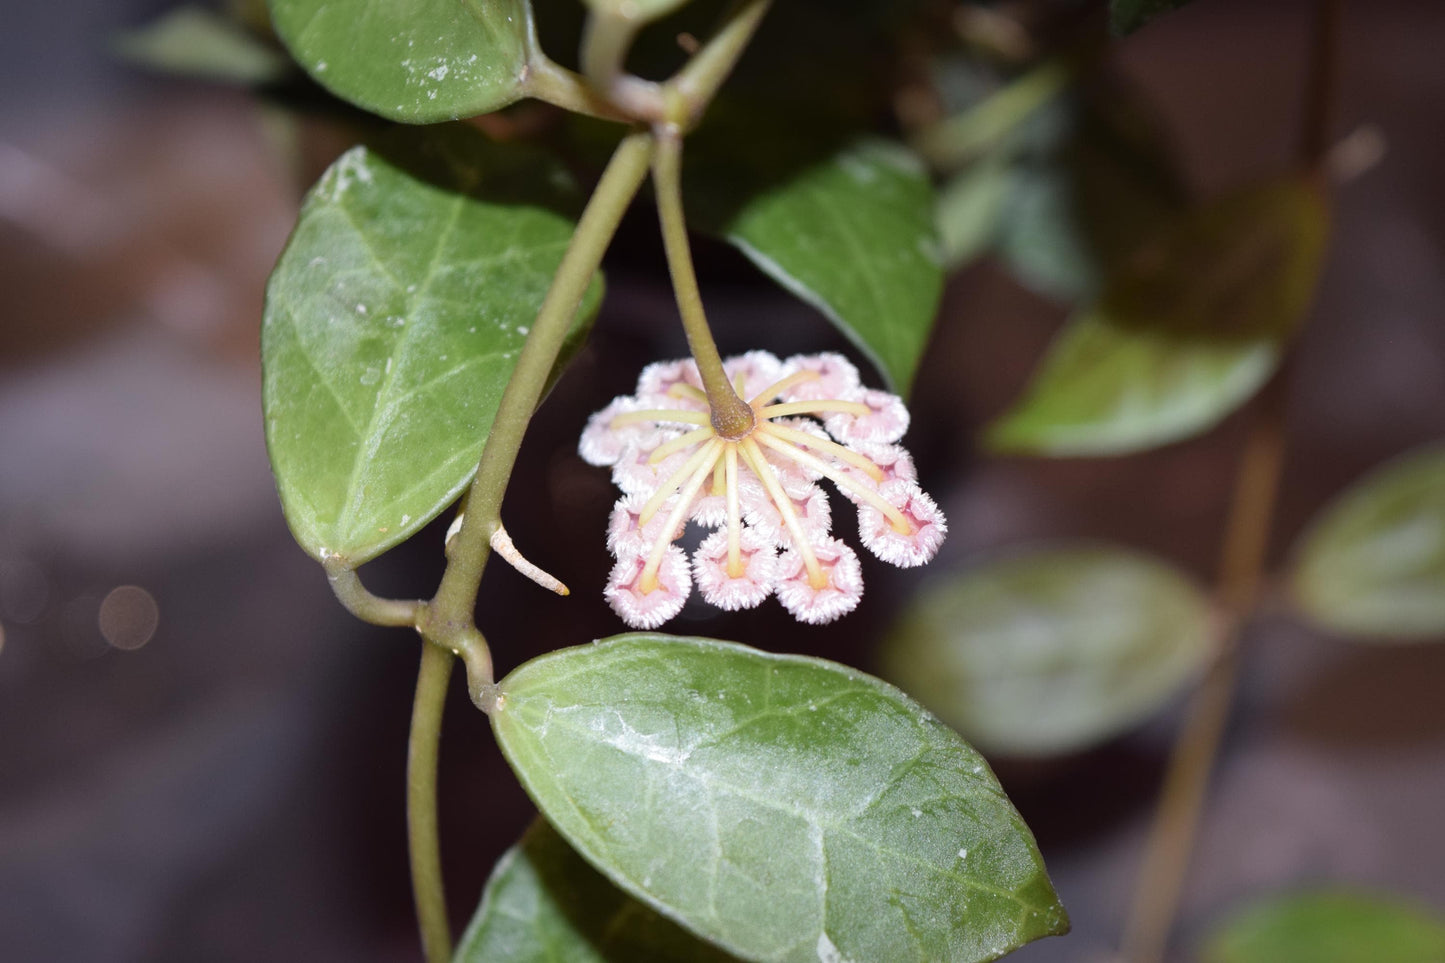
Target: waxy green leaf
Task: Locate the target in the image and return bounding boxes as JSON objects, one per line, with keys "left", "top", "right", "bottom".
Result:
{"left": 987, "top": 178, "right": 1329, "bottom": 456}
{"left": 882, "top": 545, "right": 1215, "bottom": 756}
{"left": 1292, "top": 445, "right": 1445, "bottom": 640}
{"left": 718, "top": 139, "right": 945, "bottom": 395}
{"left": 1204, "top": 891, "right": 1445, "bottom": 963}
{"left": 456, "top": 819, "right": 738, "bottom": 962}
{"left": 1110, "top": 0, "right": 1194, "bottom": 37}
{"left": 262, "top": 129, "right": 599, "bottom": 564}
{"left": 492, "top": 634, "right": 1068, "bottom": 963}
{"left": 115, "top": 7, "right": 292, "bottom": 87}
{"left": 268, "top": 0, "right": 533, "bottom": 123}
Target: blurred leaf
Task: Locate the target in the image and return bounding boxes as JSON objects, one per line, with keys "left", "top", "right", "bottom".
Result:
{"left": 114, "top": 7, "right": 291, "bottom": 86}
{"left": 1291, "top": 444, "right": 1445, "bottom": 640}
{"left": 882, "top": 545, "right": 1215, "bottom": 756}
{"left": 1111, "top": 0, "right": 1194, "bottom": 37}
{"left": 491, "top": 634, "right": 1069, "bottom": 963}
{"left": 994, "top": 85, "right": 1189, "bottom": 303}
{"left": 262, "top": 127, "right": 599, "bottom": 564}
{"left": 710, "top": 139, "right": 944, "bottom": 395}
{"left": 987, "top": 178, "right": 1329, "bottom": 456}
{"left": 916, "top": 62, "right": 1073, "bottom": 173}
{"left": 456, "top": 818, "right": 738, "bottom": 962}
{"left": 1204, "top": 891, "right": 1445, "bottom": 963}
{"left": 922, "top": 59, "right": 1188, "bottom": 302}
{"left": 936, "top": 151, "right": 1013, "bottom": 271}
{"left": 268, "top": 0, "right": 532, "bottom": 123}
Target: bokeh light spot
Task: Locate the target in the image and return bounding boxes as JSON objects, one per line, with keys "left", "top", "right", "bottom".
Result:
{"left": 98, "top": 585, "right": 159, "bottom": 651}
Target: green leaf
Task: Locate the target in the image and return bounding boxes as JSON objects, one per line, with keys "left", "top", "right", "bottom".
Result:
{"left": 114, "top": 7, "right": 291, "bottom": 86}
{"left": 1110, "top": 0, "right": 1194, "bottom": 37}
{"left": 1291, "top": 444, "right": 1445, "bottom": 640}
{"left": 456, "top": 818, "right": 739, "bottom": 962}
{"left": 1204, "top": 891, "right": 1445, "bottom": 963}
{"left": 712, "top": 139, "right": 945, "bottom": 395}
{"left": 987, "top": 178, "right": 1330, "bottom": 456}
{"left": 491, "top": 634, "right": 1068, "bottom": 963}
{"left": 881, "top": 545, "right": 1215, "bottom": 756}
{"left": 268, "top": 0, "right": 533, "bottom": 123}
{"left": 936, "top": 152, "right": 1013, "bottom": 271}
{"left": 262, "top": 128, "right": 599, "bottom": 564}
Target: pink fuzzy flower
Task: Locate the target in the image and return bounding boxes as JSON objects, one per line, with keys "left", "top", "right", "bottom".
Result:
{"left": 580, "top": 351, "right": 945, "bottom": 628}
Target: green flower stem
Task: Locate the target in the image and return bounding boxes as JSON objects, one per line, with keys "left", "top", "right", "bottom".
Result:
{"left": 322, "top": 557, "right": 423, "bottom": 628}
{"left": 408, "top": 638, "right": 455, "bottom": 963}
{"left": 651, "top": 131, "right": 754, "bottom": 437}
{"left": 670, "top": 0, "right": 773, "bottom": 127}
{"left": 912, "top": 58, "right": 1072, "bottom": 173}
{"left": 423, "top": 131, "right": 656, "bottom": 701}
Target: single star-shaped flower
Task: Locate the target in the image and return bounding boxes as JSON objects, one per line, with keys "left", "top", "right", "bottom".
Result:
{"left": 580, "top": 351, "right": 946, "bottom": 628}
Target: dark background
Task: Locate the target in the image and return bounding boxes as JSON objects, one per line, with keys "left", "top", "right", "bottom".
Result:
{"left": 2, "top": 0, "right": 1443, "bottom": 960}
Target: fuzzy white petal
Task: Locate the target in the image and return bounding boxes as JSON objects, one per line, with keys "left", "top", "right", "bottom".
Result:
{"left": 775, "top": 537, "right": 863, "bottom": 624}
{"left": 604, "top": 548, "right": 691, "bottom": 628}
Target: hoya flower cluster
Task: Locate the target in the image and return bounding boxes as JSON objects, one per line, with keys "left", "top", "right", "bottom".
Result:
{"left": 579, "top": 351, "right": 946, "bottom": 628}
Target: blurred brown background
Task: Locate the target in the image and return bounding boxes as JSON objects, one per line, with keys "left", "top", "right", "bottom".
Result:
{"left": 2, "top": 0, "right": 1443, "bottom": 960}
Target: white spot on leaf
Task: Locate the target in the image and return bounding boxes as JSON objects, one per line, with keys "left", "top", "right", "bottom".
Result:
{"left": 816, "top": 932, "right": 854, "bottom": 963}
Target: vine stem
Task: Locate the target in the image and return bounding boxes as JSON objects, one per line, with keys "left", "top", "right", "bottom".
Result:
{"left": 392, "top": 132, "right": 653, "bottom": 963}
{"left": 323, "top": 557, "right": 423, "bottom": 627}
{"left": 395, "top": 5, "right": 772, "bottom": 958}
{"left": 421, "top": 130, "right": 656, "bottom": 702}
{"left": 408, "top": 640, "right": 455, "bottom": 963}
{"left": 1118, "top": 2, "right": 1339, "bottom": 959}
{"left": 1118, "top": 374, "right": 1289, "bottom": 963}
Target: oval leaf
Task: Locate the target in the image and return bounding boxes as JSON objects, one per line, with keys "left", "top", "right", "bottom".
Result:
{"left": 881, "top": 545, "right": 1215, "bottom": 756}
{"left": 491, "top": 634, "right": 1068, "bottom": 963}
{"left": 721, "top": 139, "right": 944, "bottom": 395}
{"left": 457, "top": 818, "right": 738, "bottom": 962}
{"left": 262, "top": 129, "right": 599, "bottom": 564}
{"left": 115, "top": 7, "right": 292, "bottom": 87}
{"left": 1291, "top": 444, "right": 1445, "bottom": 640}
{"left": 268, "top": 0, "right": 532, "bottom": 123}
{"left": 987, "top": 178, "right": 1329, "bottom": 456}
{"left": 1204, "top": 891, "right": 1445, "bottom": 963}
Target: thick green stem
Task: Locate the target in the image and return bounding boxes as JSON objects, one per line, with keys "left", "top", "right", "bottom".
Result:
{"left": 581, "top": 10, "right": 638, "bottom": 91}
{"left": 651, "top": 132, "right": 754, "bottom": 437}
{"left": 408, "top": 640, "right": 455, "bottom": 963}
{"left": 579, "top": 11, "right": 665, "bottom": 122}
{"left": 423, "top": 131, "right": 656, "bottom": 695}
{"left": 323, "top": 557, "right": 423, "bottom": 628}
{"left": 524, "top": 53, "right": 636, "bottom": 123}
